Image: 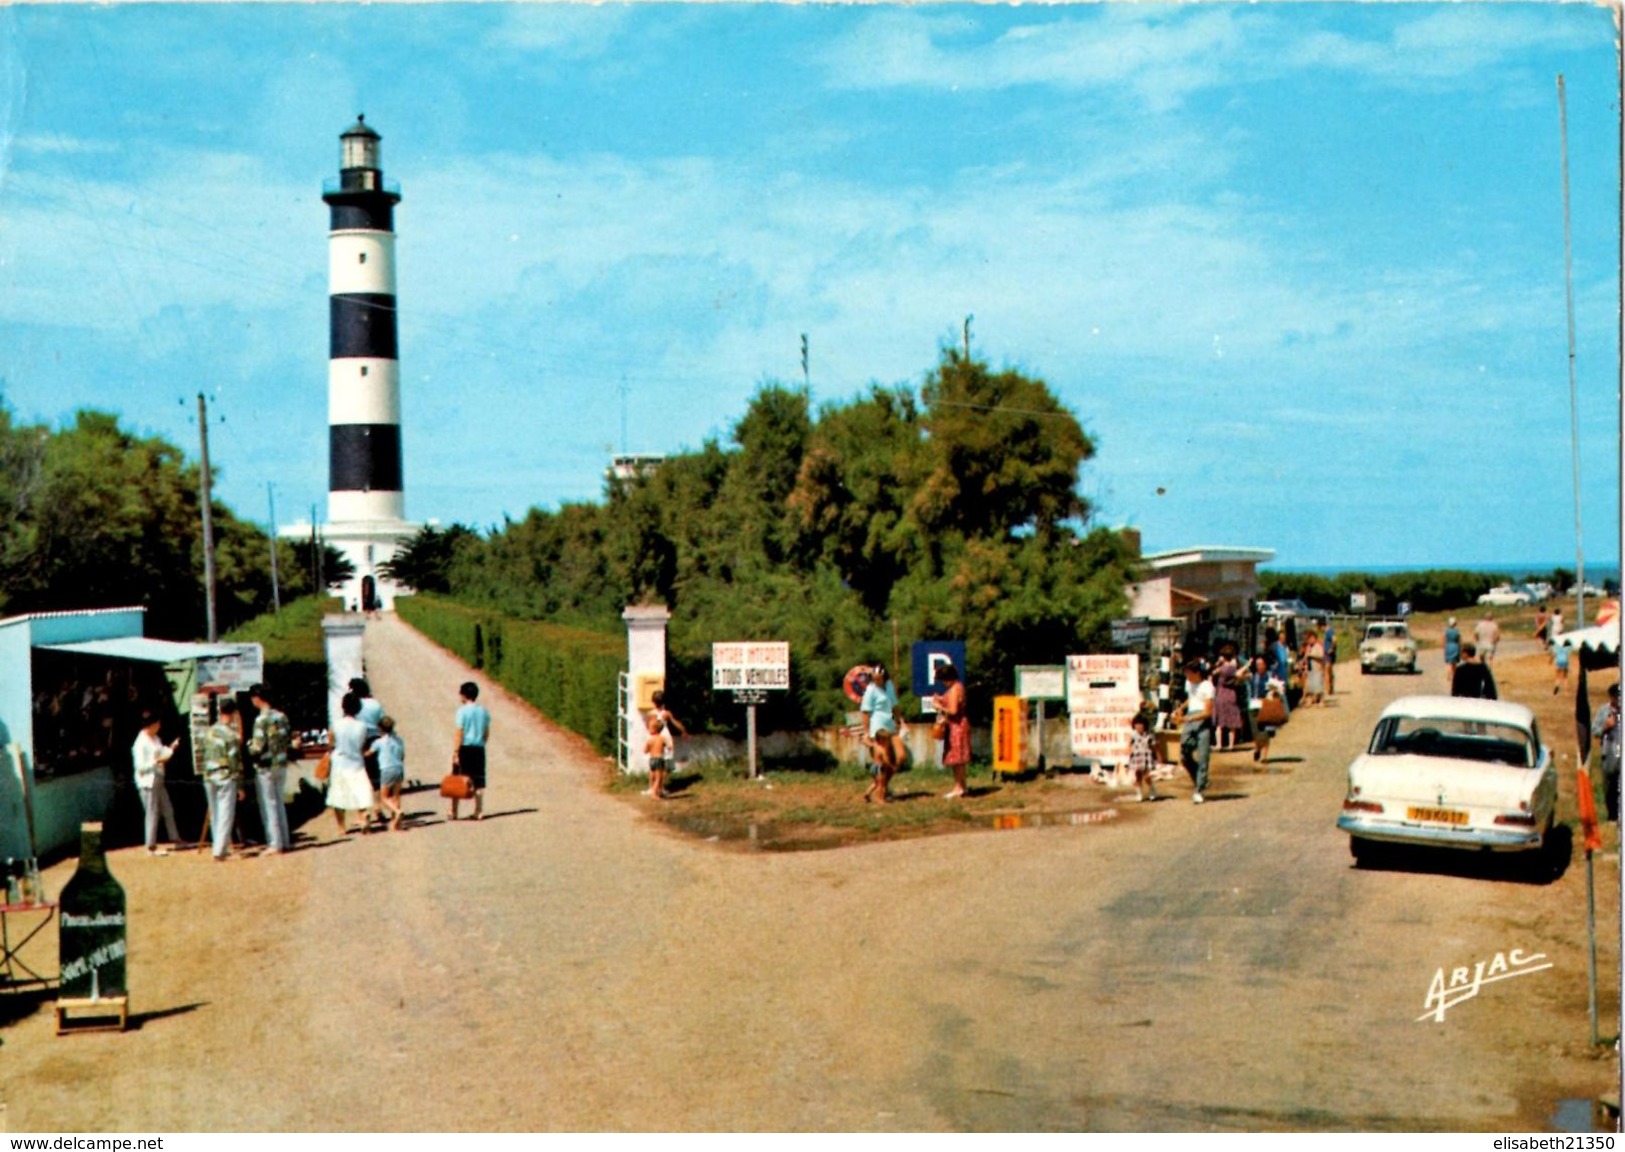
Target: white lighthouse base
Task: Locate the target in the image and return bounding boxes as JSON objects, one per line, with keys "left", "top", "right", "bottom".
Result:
{"left": 327, "top": 518, "right": 420, "bottom": 612}
{"left": 280, "top": 517, "right": 420, "bottom": 612}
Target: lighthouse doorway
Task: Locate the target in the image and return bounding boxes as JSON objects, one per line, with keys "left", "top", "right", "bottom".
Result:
{"left": 361, "top": 575, "right": 379, "bottom": 613}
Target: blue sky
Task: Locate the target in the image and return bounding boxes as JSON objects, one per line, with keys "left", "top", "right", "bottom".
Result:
{"left": 0, "top": 2, "right": 1617, "bottom": 570}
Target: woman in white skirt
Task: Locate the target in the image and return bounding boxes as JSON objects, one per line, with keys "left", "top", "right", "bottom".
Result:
{"left": 327, "top": 692, "right": 376, "bottom": 834}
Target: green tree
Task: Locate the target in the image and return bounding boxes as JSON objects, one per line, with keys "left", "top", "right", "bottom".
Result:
{"left": 0, "top": 406, "right": 289, "bottom": 637}
{"left": 379, "top": 523, "right": 480, "bottom": 594}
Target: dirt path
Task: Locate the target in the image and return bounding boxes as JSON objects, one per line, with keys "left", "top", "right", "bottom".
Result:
{"left": 2, "top": 620, "right": 1616, "bottom": 1131}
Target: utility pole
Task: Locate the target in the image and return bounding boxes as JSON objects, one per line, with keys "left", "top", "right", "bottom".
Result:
{"left": 267, "top": 482, "right": 281, "bottom": 615}
{"left": 619, "top": 374, "right": 630, "bottom": 456}
{"left": 196, "top": 393, "right": 218, "bottom": 642}
{"left": 310, "top": 503, "right": 323, "bottom": 594}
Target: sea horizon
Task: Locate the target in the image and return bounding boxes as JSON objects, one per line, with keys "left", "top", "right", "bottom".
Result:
{"left": 1264, "top": 561, "right": 1621, "bottom": 583}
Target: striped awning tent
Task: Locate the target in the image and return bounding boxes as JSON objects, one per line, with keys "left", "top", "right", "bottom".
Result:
{"left": 1554, "top": 618, "right": 1620, "bottom": 670}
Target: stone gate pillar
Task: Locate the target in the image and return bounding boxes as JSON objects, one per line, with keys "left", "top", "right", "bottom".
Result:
{"left": 622, "top": 604, "right": 671, "bottom": 775}
{"left": 322, "top": 614, "right": 367, "bottom": 731}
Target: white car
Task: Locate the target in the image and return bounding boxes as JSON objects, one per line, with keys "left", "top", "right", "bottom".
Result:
{"left": 1338, "top": 696, "right": 1556, "bottom": 867}
{"left": 1477, "top": 584, "right": 1532, "bottom": 606}
{"left": 1359, "top": 621, "right": 1417, "bottom": 674}
{"left": 1257, "top": 598, "right": 1332, "bottom": 626}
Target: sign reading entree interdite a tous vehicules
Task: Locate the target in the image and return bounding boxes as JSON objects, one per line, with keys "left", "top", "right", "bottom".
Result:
{"left": 712, "top": 642, "right": 790, "bottom": 690}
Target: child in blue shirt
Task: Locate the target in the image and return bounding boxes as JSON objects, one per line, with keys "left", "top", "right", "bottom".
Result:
{"left": 375, "top": 715, "right": 406, "bottom": 831}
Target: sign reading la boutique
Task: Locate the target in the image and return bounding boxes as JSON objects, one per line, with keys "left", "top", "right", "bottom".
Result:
{"left": 712, "top": 642, "right": 790, "bottom": 690}
{"left": 1066, "top": 653, "right": 1141, "bottom": 764}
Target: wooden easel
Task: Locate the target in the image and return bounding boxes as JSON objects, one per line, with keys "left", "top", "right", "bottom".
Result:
{"left": 56, "top": 995, "right": 128, "bottom": 1034}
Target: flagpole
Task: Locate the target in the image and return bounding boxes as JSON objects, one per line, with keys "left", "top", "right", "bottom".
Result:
{"left": 1575, "top": 659, "right": 1601, "bottom": 1046}
{"left": 1558, "top": 74, "right": 1586, "bottom": 627}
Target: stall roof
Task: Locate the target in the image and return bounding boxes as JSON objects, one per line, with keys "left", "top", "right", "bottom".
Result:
{"left": 39, "top": 637, "right": 246, "bottom": 664}
{"left": 1554, "top": 620, "right": 1620, "bottom": 655}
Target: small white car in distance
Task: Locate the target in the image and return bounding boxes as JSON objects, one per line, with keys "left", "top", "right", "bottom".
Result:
{"left": 1338, "top": 696, "right": 1556, "bottom": 867}
{"left": 1359, "top": 620, "right": 1417, "bottom": 674}
{"left": 1477, "top": 584, "right": 1532, "bottom": 606}
{"left": 1257, "top": 598, "right": 1332, "bottom": 626}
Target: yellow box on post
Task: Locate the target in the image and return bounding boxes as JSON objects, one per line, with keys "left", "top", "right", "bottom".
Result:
{"left": 992, "top": 695, "right": 1023, "bottom": 776}
{"left": 634, "top": 674, "right": 665, "bottom": 710}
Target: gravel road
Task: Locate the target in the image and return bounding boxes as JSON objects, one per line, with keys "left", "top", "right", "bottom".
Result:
{"left": 2, "top": 618, "right": 1616, "bottom": 1132}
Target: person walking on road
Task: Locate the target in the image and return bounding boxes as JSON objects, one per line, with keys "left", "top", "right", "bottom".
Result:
{"left": 1323, "top": 623, "right": 1339, "bottom": 696}
{"left": 327, "top": 692, "right": 376, "bottom": 834}
{"left": 1212, "top": 648, "right": 1243, "bottom": 751}
{"left": 351, "top": 677, "right": 385, "bottom": 824}
{"left": 132, "top": 713, "right": 181, "bottom": 855}
{"left": 201, "top": 698, "right": 245, "bottom": 861}
{"left": 1128, "top": 713, "right": 1159, "bottom": 803}
{"left": 247, "top": 684, "right": 292, "bottom": 855}
{"left": 1551, "top": 642, "right": 1571, "bottom": 695}
{"left": 1443, "top": 617, "right": 1462, "bottom": 686}
{"left": 451, "top": 681, "right": 492, "bottom": 821}
{"left": 1299, "top": 632, "right": 1326, "bottom": 707}
{"left": 1474, "top": 612, "right": 1502, "bottom": 663}
{"left": 375, "top": 715, "right": 406, "bottom": 831}
{"left": 1170, "top": 661, "right": 1214, "bottom": 804}
{"left": 1450, "top": 643, "right": 1498, "bottom": 700}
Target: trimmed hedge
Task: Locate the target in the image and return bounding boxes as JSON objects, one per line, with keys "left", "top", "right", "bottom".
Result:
{"left": 397, "top": 595, "right": 624, "bottom": 755}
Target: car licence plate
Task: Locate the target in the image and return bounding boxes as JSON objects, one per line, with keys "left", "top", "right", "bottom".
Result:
{"left": 1408, "top": 806, "right": 1468, "bottom": 825}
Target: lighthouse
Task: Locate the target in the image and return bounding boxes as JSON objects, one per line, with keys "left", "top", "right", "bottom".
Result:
{"left": 319, "top": 114, "right": 418, "bottom": 611}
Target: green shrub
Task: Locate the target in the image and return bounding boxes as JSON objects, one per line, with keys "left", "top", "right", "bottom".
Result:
{"left": 398, "top": 595, "right": 624, "bottom": 754}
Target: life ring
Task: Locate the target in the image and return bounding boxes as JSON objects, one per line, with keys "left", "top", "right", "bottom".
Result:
{"left": 843, "top": 664, "right": 874, "bottom": 704}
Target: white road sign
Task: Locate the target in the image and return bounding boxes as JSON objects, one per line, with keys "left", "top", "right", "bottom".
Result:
{"left": 712, "top": 641, "right": 790, "bottom": 690}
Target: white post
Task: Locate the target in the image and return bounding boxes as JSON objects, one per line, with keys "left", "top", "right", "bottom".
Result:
{"left": 322, "top": 615, "right": 367, "bottom": 731}
{"left": 622, "top": 605, "right": 671, "bottom": 775}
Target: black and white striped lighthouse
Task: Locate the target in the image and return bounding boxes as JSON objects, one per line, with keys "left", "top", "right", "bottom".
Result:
{"left": 320, "top": 115, "right": 417, "bottom": 611}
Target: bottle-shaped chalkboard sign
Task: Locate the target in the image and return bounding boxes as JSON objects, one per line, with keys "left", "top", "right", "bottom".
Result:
{"left": 57, "top": 822, "right": 127, "bottom": 1000}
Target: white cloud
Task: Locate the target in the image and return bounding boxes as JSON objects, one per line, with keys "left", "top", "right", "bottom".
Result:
{"left": 821, "top": 7, "right": 1250, "bottom": 111}
{"left": 1284, "top": 4, "right": 1604, "bottom": 83}
{"left": 482, "top": 4, "right": 635, "bottom": 59}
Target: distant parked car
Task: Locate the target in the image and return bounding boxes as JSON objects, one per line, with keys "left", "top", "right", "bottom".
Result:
{"left": 1338, "top": 696, "right": 1556, "bottom": 869}
{"left": 1359, "top": 621, "right": 1417, "bottom": 675}
{"left": 1257, "top": 599, "right": 1332, "bottom": 626}
{"left": 1477, "top": 585, "right": 1532, "bottom": 607}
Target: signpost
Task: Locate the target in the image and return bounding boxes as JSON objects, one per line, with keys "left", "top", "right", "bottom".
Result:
{"left": 1066, "top": 654, "right": 1142, "bottom": 772}
{"left": 910, "top": 640, "right": 966, "bottom": 713}
{"left": 713, "top": 643, "right": 789, "bottom": 778}
{"left": 1109, "top": 617, "right": 1152, "bottom": 649}
{"left": 1016, "top": 665, "right": 1067, "bottom": 772}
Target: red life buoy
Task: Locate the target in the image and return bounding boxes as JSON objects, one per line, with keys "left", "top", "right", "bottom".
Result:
{"left": 843, "top": 664, "right": 874, "bottom": 704}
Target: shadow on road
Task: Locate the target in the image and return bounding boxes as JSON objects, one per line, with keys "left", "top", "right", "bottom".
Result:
{"left": 128, "top": 1002, "right": 208, "bottom": 1031}
{"left": 1352, "top": 824, "right": 1574, "bottom": 885}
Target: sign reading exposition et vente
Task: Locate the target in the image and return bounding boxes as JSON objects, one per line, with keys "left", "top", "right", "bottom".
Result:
{"left": 1066, "top": 653, "right": 1141, "bottom": 764}
{"left": 712, "top": 642, "right": 791, "bottom": 690}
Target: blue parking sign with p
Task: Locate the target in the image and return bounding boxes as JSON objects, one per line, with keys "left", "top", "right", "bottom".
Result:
{"left": 911, "top": 640, "right": 966, "bottom": 712}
